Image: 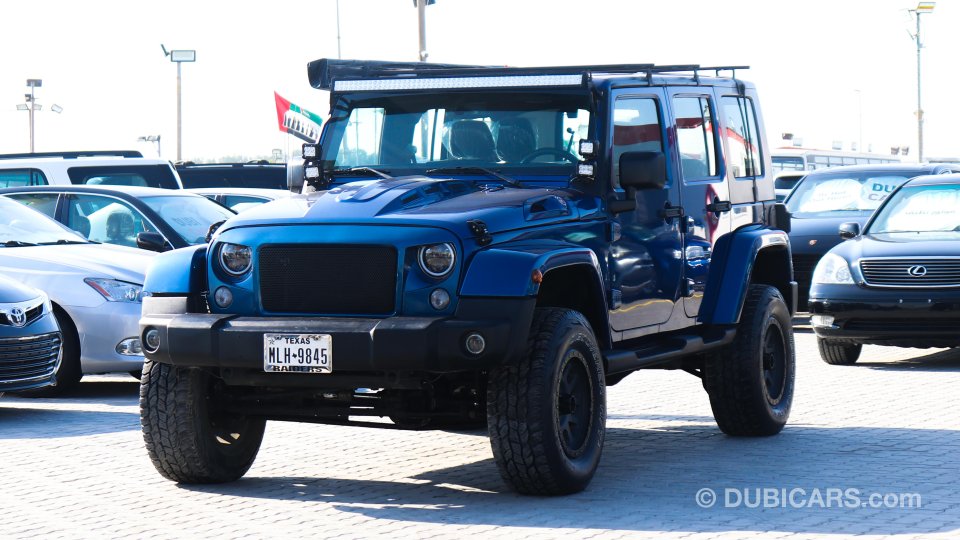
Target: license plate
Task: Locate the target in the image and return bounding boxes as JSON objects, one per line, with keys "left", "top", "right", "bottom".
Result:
{"left": 263, "top": 333, "right": 332, "bottom": 373}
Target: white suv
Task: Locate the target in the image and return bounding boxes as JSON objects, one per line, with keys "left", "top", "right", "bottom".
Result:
{"left": 0, "top": 151, "right": 183, "bottom": 189}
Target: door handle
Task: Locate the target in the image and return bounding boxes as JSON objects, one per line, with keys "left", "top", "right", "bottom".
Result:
{"left": 660, "top": 204, "right": 684, "bottom": 220}
{"left": 706, "top": 199, "right": 732, "bottom": 214}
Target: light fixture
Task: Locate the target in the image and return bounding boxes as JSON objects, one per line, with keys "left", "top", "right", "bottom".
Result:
{"left": 50, "top": 104, "right": 63, "bottom": 114}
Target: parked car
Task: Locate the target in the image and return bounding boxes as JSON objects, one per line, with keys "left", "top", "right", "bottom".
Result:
{"left": 0, "top": 185, "right": 236, "bottom": 252}
{"left": 0, "top": 197, "right": 155, "bottom": 394}
{"left": 784, "top": 163, "right": 960, "bottom": 310}
{"left": 774, "top": 171, "right": 805, "bottom": 202}
{"left": 187, "top": 187, "right": 291, "bottom": 213}
{"left": 0, "top": 274, "right": 61, "bottom": 395}
{"left": 0, "top": 151, "right": 182, "bottom": 189}
{"left": 175, "top": 161, "right": 286, "bottom": 189}
{"left": 139, "top": 58, "right": 795, "bottom": 495}
{"left": 809, "top": 173, "right": 960, "bottom": 364}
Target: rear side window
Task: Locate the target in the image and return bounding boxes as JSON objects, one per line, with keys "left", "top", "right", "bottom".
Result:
{"left": 176, "top": 167, "right": 286, "bottom": 189}
{"left": 673, "top": 96, "right": 718, "bottom": 179}
{"left": 0, "top": 168, "right": 48, "bottom": 187}
{"left": 5, "top": 193, "right": 59, "bottom": 217}
{"left": 721, "top": 97, "right": 763, "bottom": 178}
{"left": 67, "top": 165, "right": 181, "bottom": 189}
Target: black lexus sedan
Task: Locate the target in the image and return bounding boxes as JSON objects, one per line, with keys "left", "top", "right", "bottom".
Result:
{"left": 785, "top": 163, "right": 960, "bottom": 310}
{"left": 809, "top": 173, "right": 960, "bottom": 364}
{"left": 0, "top": 274, "right": 61, "bottom": 394}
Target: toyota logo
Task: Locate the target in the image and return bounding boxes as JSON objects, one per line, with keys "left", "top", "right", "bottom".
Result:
{"left": 907, "top": 265, "right": 928, "bottom": 277}
{"left": 9, "top": 307, "right": 27, "bottom": 327}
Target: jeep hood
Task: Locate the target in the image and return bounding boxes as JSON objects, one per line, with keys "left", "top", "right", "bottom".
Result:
{"left": 220, "top": 177, "right": 594, "bottom": 238}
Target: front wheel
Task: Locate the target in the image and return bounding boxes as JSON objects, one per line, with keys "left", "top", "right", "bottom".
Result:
{"left": 817, "top": 338, "right": 862, "bottom": 365}
{"left": 487, "top": 308, "right": 606, "bottom": 495}
{"left": 705, "top": 285, "right": 795, "bottom": 436}
{"left": 140, "top": 360, "right": 265, "bottom": 483}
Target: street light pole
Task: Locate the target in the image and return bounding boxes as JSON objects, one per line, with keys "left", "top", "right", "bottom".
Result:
{"left": 912, "top": 2, "right": 935, "bottom": 163}
{"left": 26, "top": 79, "right": 41, "bottom": 153}
{"left": 417, "top": 0, "right": 428, "bottom": 62}
{"left": 162, "top": 45, "right": 196, "bottom": 162}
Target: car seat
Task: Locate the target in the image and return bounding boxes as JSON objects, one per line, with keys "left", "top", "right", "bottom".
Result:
{"left": 497, "top": 117, "right": 537, "bottom": 162}
{"left": 106, "top": 212, "right": 136, "bottom": 246}
{"left": 448, "top": 120, "right": 500, "bottom": 161}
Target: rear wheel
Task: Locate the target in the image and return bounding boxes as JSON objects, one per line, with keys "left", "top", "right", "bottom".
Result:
{"left": 16, "top": 307, "right": 82, "bottom": 397}
{"left": 705, "top": 285, "right": 795, "bottom": 436}
{"left": 140, "top": 360, "right": 265, "bottom": 483}
{"left": 487, "top": 308, "right": 605, "bottom": 495}
{"left": 817, "top": 338, "right": 862, "bottom": 365}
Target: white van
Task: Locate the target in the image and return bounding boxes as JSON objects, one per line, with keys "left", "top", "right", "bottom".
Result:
{"left": 0, "top": 151, "right": 183, "bottom": 189}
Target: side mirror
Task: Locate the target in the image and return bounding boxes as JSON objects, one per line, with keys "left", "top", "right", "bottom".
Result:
{"left": 286, "top": 160, "right": 305, "bottom": 193}
{"left": 838, "top": 222, "right": 861, "bottom": 240}
{"left": 619, "top": 151, "right": 666, "bottom": 190}
{"left": 136, "top": 231, "right": 169, "bottom": 252}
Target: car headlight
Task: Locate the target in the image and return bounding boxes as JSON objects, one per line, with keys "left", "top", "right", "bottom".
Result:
{"left": 419, "top": 243, "right": 456, "bottom": 277}
{"left": 219, "top": 242, "right": 253, "bottom": 276}
{"left": 812, "top": 253, "right": 854, "bottom": 285}
{"left": 84, "top": 278, "right": 144, "bottom": 303}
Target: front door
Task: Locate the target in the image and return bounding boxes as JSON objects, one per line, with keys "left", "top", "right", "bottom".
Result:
{"left": 608, "top": 91, "right": 684, "bottom": 333}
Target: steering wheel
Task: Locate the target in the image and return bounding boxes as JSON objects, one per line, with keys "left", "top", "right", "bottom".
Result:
{"left": 520, "top": 147, "right": 579, "bottom": 164}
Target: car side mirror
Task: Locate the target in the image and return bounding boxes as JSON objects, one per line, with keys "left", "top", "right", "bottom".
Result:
{"left": 838, "top": 222, "right": 861, "bottom": 240}
{"left": 619, "top": 151, "right": 666, "bottom": 190}
{"left": 286, "top": 160, "right": 305, "bottom": 193}
{"left": 136, "top": 231, "right": 169, "bottom": 252}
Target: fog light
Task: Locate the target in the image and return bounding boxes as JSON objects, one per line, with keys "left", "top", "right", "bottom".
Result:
{"left": 214, "top": 286, "right": 233, "bottom": 308}
{"left": 144, "top": 328, "right": 161, "bottom": 353}
{"left": 811, "top": 315, "right": 835, "bottom": 328}
{"left": 464, "top": 332, "right": 486, "bottom": 355}
{"left": 116, "top": 338, "right": 143, "bottom": 356}
{"left": 429, "top": 288, "right": 450, "bottom": 310}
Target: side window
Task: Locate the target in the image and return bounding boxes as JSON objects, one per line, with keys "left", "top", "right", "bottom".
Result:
{"left": 0, "top": 168, "right": 48, "bottom": 187}
{"left": 612, "top": 97, "right": 663, "bottom": 188}
{"left": 721, "top": 97, "right": 763, "bottom": 178}
{"left": 65, "top": 195, "right": 154, "bottom": 245}
{"left": 673, "top": 96, "right": 718, "bottom": 179}
{"left": 5, "top": 193, "right": 59, "bottom": 217}
{"left": 223, "top": 195, "right": 268, "bottom": 210}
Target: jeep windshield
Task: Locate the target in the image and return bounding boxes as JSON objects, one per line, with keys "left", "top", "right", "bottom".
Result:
{"left": 319, "top": 92, "right": 592, "bottom": 183}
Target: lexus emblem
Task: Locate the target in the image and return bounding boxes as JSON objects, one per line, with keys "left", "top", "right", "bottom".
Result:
{"left": 9, "top": 307, "right": 26, "bottom": 327}
{"left": 907, "top": 265, "right": 928, "bottom": 277}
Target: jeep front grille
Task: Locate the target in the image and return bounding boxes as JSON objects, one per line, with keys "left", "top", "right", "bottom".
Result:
{"left": 259, "top": 245, "right": 398, "bottom": 314}
{"left": 860, "top": 258, "right": 960, "bottom": 288}
{"left": 0, "top": 332, "right": 61, "bottom": 385}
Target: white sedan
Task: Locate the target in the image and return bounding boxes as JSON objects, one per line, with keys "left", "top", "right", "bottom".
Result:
{"left": 0, "top": 197, "right": 155, "bottom": 394}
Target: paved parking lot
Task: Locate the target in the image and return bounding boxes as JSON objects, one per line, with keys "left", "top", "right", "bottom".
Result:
{"left": 2, "top": 324, "right": 959, "bottom": 539}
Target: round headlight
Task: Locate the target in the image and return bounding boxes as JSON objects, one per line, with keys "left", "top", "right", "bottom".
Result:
{"left": 419, "top": 243, "right": 456, "bottom": 277}
{"left": 219, "top": 243, "right": 252, "bottom": 276}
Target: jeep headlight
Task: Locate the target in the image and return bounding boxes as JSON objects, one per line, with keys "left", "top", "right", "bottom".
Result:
{"left": 219, "top": 242, "right": 253, "bottom": 277}
{"left": 812, "top": 253, "right": 854, "bottom": 285}
{"left": 84, "top": 278, "right": 144, "bottom": 303}
{"left": 419, "top": 243, "right": 456, "bottom": 277}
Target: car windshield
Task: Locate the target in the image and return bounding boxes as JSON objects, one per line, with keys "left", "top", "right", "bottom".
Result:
{"left": 868, "top": 184, "right": 960, "bottom": 235}
{"left": 319, "top": 91, "right": 592, "bottom": 182}
{"left": 141, "top": 195, "right": 236, "bottom": 245}
{"left": 0, "top": 197, "right": 88, "bottom": 245}
{"left": 67, "top": 164, "right": 182, "bottom": 189}
{"left": 785, "top": 171, "right": 913, "bottom": 215}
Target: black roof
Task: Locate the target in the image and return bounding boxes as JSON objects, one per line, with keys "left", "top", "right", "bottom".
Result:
{"left": 0, "top": 185, "right": 201, "bottom": 200}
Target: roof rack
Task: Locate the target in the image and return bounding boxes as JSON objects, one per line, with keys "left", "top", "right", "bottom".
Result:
{"left": 308, "top": 59, "right": 750, "bottom": 90}
{"left": 0, "top": 150, "right": 144, "bottom": 161}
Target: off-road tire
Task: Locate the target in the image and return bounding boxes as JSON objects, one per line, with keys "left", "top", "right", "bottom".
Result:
{"left": 16, "top": 307, "right": 82, "bottom": 397}
{"left": 817, "top": 338, "right": 862, "bottom": 365}
{"left": 140, "top": 360, "right": 265, "bottom": 483}
{"left": 705, "top": 284, "right": 795, "bottom": 436}
{"left": 487, "top": 308, "right": 605, "bottom": 495}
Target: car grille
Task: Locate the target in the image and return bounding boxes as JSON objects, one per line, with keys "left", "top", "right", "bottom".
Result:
{"left": 0, "top": 303, "right": 43, "bottom": 327}
{"left": 860, "top": 258, "right": 960, "bottom": 288}
{"left": 0, "top": 332, "right": 61, "bottom": 384}
{"left": 259, "top": 245, "right": 398, "bottom": 314}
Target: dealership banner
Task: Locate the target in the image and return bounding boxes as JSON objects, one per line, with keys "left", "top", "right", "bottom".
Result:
{"left": 274, "top": 92, "right": 322, "bottom": 143}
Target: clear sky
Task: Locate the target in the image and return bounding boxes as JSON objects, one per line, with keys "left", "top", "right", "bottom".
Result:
{"left": 1, "top": 0, "right": 955, "bottom": 161}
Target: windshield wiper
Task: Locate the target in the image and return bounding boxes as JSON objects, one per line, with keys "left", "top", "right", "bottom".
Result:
{"left": 37, "top": 239, "right": 90, "bottom": 245}
{"left": 426, "top": 166, "right": 520, "bottom": 187}
{"left": 2, "top": 240, "right": 38, "bottom": 247}
{"left": 328, "top": 167, "right": 393, "bottom": 180}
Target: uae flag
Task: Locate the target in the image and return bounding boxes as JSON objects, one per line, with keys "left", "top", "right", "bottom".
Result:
{"left": 275, "top": 92, "right": 322, "bottom": 143}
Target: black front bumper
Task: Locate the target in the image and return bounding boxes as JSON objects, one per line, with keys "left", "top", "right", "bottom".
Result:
{"left": 141, "top": 296, "right": 536, "bottom": 375}
{"left": 809, "top": 284, "right": 960, "bottom": 346}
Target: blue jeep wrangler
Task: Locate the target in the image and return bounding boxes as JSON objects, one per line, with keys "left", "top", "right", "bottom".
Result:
{"left": 139, "top": 59, "right": 797, "bottom": 495}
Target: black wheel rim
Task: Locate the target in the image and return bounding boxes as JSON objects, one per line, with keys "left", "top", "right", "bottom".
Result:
{"left": 556, "top": 350, "right": 594, "bottom": 458}
{"left": 762, "top": 322, "right": 787, "bottom": 404}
